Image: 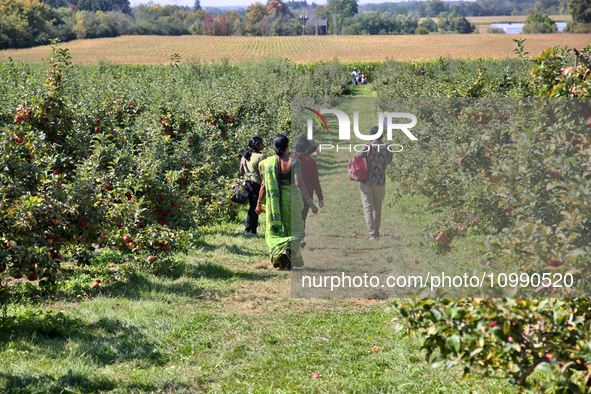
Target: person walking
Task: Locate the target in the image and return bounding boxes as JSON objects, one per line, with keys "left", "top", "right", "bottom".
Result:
{"left": 352, "top": 126, "right": 394, "bottom": 240}
{"left": 255, "top": 134, "right": 318, "bottom": 270}
{"left": 292, "top": 136, "right": 324, "bottom": 226}
{"left": 239, "top": 136, "right": 265, "bottom": 237}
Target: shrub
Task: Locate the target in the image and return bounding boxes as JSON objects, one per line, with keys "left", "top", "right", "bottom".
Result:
{"left": 381, "top": 41, "right": 591, "bottom": 392}
{"left": 0, "top": 0, "right": 53, "bottom": 49}
{"left": 415, "top": 26, "right": 429, "bottom": 35}
{"left": 522, "top": 13, "right": 557, "bottom": 34}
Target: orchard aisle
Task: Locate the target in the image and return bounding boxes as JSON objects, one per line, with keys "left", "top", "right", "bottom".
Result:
{"left": 297, "top": 87, "right": 484, "bottom": 298}
{"left": 0, "top": 85, "right": 501, "bottom": 394}
{"left": 0, "top": 220, "right": 511, "bottom": 393}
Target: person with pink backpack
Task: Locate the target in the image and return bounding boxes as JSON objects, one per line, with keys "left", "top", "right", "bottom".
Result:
{"left": 351, "top": 126, "right": 393, "bottom": 240}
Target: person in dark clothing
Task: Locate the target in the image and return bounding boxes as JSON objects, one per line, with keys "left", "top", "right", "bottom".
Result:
{"left": 240, "top": 136, "right": 265, "bottom": 236}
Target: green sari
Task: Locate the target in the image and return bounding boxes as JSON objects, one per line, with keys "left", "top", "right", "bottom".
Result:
{"left": 261, "top": 156, "right": 305, "bottom": 268}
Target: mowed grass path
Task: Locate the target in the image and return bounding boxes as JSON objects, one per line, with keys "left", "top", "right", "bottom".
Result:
{"left": 0, "top": 86, "right": 513, "bottom": 393}
{"left": 0, "top": 222, "right": 513, "bottom": 393}
{"left": 1, "top": 34, "right": 590, "bottom": 63}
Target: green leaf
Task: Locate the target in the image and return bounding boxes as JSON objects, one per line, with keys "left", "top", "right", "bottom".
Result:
{"left": 469, "top": 347, "right": 483, "bottom": 357}
{"left": 431, "top": 354, "right": 447, "bottom": 369}
{"left": 534, "top": 362, "right": 556, "bottom": 376}
{"left": 446, "top": 335, "right": 461, "bottom": 354}
{"left": 426, "top": 323, "right": 441, "bottom": 336}
{"left": 430, "top": 308, "right": 442, "bottom": 322}
{"left": 546, "top": 181, "right": 563, "bottom": 190}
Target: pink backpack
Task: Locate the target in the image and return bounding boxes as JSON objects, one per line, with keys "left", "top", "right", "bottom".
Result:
{"left": 348, "top": 157, "right": 368, "bottom": 182}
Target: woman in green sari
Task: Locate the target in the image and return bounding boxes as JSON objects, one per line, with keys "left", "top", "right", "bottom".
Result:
{"left": 255, "top": 134, "right": 318, "bottom": 270}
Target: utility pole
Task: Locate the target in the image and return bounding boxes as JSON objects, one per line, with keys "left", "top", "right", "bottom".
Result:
{"left": 333, "top": 14, "right": 337, "bottom": 35}
{"left": 300, "top": 12, "right": 308, "bottom": 35}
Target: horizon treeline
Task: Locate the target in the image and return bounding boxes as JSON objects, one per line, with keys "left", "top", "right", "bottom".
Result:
{"left": 0, "top": 0, "right": 583, "bottom": 50}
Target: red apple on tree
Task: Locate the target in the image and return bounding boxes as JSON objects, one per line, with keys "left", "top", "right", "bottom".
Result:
{"left": 27, "top": 272, "right": 39, "bottom": 281}
{"left": 562, "top": 67, "right": 575, "bottom": 76}
{"left": 162, "top": 244, "right": 171, "bottom": 252}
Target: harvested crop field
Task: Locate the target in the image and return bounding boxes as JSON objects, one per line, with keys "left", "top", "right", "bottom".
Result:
{"left": 1, "top": 34, "right": 589, "bottom": 64}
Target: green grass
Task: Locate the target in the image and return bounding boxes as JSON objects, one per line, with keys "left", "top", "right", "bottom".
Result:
{"left": 0, "top": 221, "right": 512, "bottom": 393}
{"left": 0, "top": 93, "right": 509, "bottom": 394}
{"left": 349, "top": 85, "right": 378, "bottom": 97}
{"left": 295, "top": 96, "right": 489, "bottom": 298}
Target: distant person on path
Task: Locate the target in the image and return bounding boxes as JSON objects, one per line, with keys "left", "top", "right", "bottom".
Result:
{"left": 351, "top": 126, "right": 394, "bottom": 240}
{"left": 293, "top": 136, "right": 324, "bottom": 227}
{"left": 255, "top": 134, "right": 318, "bottom": 270}
{"left": 239, "top": 136, "right": 265, "bottom": 237}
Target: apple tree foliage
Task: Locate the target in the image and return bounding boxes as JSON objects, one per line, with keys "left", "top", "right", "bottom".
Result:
{"left": 382, "top": 43, "right": 591, "bottom": 392}
{"left": 0, "top": 45, "right": 351, "bottom": 303}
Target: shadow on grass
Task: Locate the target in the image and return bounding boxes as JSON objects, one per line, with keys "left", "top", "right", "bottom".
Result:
{"left": 0, "top": 370, "right": 119, "bottom": 394}
{"left": 190, "top": 231, "right": 267, "bottom": 257}
{"left": 177, "top": 261, "right": 277, "bottom": 282}
{"left": 94, "top": 260, "right": 277, "bottom": 302}
{"left": 0, "top": 313, "right": 166, "bottom": 367}
{"left": 0, "top": 368, "right": 164, "bottom": 394}
{"left": 316, "top": 155, "right": 345, "bottom": 174}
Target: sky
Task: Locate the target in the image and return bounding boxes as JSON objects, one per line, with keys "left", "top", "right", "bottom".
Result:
{"left": 130, "top": 0, "right": 475, "bottom": 10}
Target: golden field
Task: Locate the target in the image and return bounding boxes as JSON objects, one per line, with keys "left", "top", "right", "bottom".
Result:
{"left": 0, "top": 34, "right": 590, "bottom": 64}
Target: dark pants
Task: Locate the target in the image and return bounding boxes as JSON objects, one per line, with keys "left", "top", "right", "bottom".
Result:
{"left": 301, "top": 190, "right": 314, "bottom": 227}
{"left": 245, "top": 181, "right": 261, "bottom": 234}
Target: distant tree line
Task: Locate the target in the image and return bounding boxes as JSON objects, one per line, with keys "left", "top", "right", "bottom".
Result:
{"left": 359, "top": 0, "right": 569, "bottom": 17}
{"left": 0, "top": 0, "right": 588, "bottom": 50}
